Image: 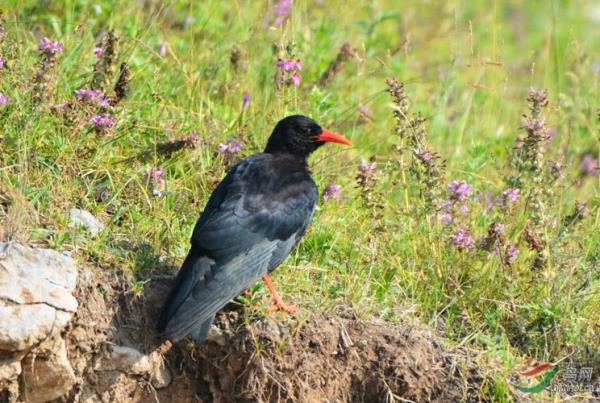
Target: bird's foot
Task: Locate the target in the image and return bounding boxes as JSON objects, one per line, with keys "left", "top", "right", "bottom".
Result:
{"left": 267, "top": 300, "right": 298, "bottom": 314}
{"left": 261, "top": 274, "right": 298, "bottom": 314}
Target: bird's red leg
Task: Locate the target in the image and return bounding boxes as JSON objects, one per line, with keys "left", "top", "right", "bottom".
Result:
{"left": 262, "top": 274, "right": 298, "bottom": 314}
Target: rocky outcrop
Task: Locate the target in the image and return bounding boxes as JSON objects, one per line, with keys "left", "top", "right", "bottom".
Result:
{"left": 0, "top": 243, "right": 173, "bottom": 402}
{"left": 0, "top": 242, "right": 78, "bottom": 402}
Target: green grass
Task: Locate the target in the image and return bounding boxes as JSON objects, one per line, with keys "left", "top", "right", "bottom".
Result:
{"left": 1, "top": 1, "right": 599, "bottom": 400}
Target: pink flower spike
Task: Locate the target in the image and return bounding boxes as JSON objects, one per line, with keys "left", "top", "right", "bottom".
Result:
{"left": 437, "top": 213, "right": 453, "bottom": 225}
{"left": 323, "top": 183, "right": 342, "bottom": 201}
{"left": 290, "top": 71, "right": 301, "bottom": 86}
{"left": 283, "top": 59, "right": 295, "bottom": 72}
{"left": 94, "top": 44, "right": 104, "bottom": 58}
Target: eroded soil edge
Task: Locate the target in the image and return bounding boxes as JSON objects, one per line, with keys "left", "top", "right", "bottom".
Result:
{"left": 12, "top": 267, "right": 482, "bottom": 402}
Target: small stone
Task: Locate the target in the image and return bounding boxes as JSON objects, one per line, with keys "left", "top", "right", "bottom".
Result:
{"left": 69, "top": 208, "right": 105, "bottom": 237}
{"left": 22, "top": 337, "right": 76, "bottom": 403}
{"left": 206, "top": 325, "right": 226, "bottom": 346}
{"left": 97, "top": 345, "right": 152, "bottom": 374}
{"left": 149, "top": 353, "right": 172, "bottom": 389}
{"left": 95, "top": 345, "right": 172, "bottom": 389}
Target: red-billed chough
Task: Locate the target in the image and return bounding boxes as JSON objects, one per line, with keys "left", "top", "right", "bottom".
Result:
{"left": 158, "top": 115, "right": 352, "bottom": 342}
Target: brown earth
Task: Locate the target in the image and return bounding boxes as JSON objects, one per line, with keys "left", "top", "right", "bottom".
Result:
{"left": 26, "top": 266, "right": 483, "bottom": 403}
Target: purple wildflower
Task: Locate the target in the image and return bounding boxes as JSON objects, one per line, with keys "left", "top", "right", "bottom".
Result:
{"left": 357, "top": 103, "right": 373, "bottom": 122}
{"left": 97, "top": 97, "right": 110, "bottom": 108}
{"left": 506, "top": 244, "right": 519, "bottom": 264}
{"left": 459, "top": 204, "right": 470, "bottom": 216}
{"left": 491, "top": 223, "right": 505, "bottom": 235}
{"left": 441, "top": 199, "right": 453, "bottom": 210}
{"left": 323, "top": 183, "right": 342, "bottom": 201}
{"left": 502, "top": 188, "right": 520, "bottom": 204}
{"left": 416, "top": 149, "right": 434, "bottom": 163}
{"left": 526, "top": 117, "right": 545, "bottom": 131}
{"left": 581, "top": 154, "right": 599, "bottom": 176}
{"left": 276, "top": 58, "right": 302, "bottom": 87}
{"left": 145, "top": 167, "right": 165, "bottom": 181}
{"left": 228, "top": 140, "right": 242, "bottom": 153}
{"left": 528, "top": 87, "right": 548, "bottom": 103}
{"left": 217, "top": 140, "right": 242, "bottom": 155}
{"left": 290, "top": 71, "right": 301, "bottom": 86}
{"left": 276, "top": 58, "right": 302, "bottom": 72}
{"left": 545, "top": 127, "right": 557, "bottom": 140}
{"left": 91, "top": 113, "right": 115, "bottom": 128}
{"left": 272, "top": 0, "right": 293, "bottom": 26}
{"left": 437, "top": 213, "right": 453, "bottom": 225}
{"left": 75, "top": 88, "right": 109, "bottom": 107}
{"left": 280, "top": 58, "right": 301, "bottom": 71}
{"left": 242, "top": 92, "right": 250, "bottom": 108}
{"left": 283, "top": 59, "right": 295, "bottom": 71}
{"left": 39, "top": 37, "right": 63, "bottom": 56}
{"left": 359, "top": 159, "right": 377, "bottom": 176}
{"left": 452, "top": 227, "right": 474, "bottom": 250}
{"left": 94, "top": 44, "right": 104, "bottom": 58}
{"left": 0, "top": 93, "right": 9, "bottom": 106}
{"left": 144, "top": 167, "right": 166, "bottom": 197}
{"left": 185, "top": 132, "right": 200, "bottom": 148}
{"left": 54, "top": 102, "right": 69, "bottom": 110}
{"left": 448, "top": 180, "right": 472, "bottom": 202}
{"left": 0, "top": 56, "right": 4, "bottom": 70}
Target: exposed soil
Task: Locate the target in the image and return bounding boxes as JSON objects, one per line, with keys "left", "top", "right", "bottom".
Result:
{"left": 51, "top": 266, "right": 482, "bottom": 403}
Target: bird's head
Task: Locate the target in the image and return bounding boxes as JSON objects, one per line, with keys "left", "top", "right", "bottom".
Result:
{"left": 264, "top": 115, "right": 352, "bottom": 158}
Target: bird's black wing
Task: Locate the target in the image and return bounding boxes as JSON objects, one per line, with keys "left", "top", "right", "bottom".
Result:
{"left": 160, "top": 154, "right": 317, "bottom": 341}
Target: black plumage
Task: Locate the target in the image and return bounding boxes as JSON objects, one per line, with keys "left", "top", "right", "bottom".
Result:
{"left": 158, "top": 115, "right": 351, "bottom": 342}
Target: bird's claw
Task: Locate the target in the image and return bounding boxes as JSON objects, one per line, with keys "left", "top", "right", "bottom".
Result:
{"left": 267, "top": 301, "right": 298, "bottom": 314}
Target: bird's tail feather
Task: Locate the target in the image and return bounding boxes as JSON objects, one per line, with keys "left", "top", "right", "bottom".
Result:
{"left": 157, "top": 247, "right": 207, "bottom": 336}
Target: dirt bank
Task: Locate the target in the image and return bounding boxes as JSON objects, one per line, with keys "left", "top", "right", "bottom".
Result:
{"left": 2, "top": 265, "right": 481, "bottom": 402}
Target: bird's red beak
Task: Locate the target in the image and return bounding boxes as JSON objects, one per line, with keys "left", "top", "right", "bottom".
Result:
{"left": 315, "top": 129, "right": 352, "bottom": 146}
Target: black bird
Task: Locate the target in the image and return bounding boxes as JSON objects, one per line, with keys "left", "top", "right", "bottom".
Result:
{"left": 158, "top": 115, "right": 352, "bottom": 343}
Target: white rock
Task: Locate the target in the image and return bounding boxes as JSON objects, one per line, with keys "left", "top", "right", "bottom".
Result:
{"left": 22, "top": 337, "right": 77, "bottom": 403}
{"left": 0, "top": 243, "right": 78, "bottom": 311}
{"left": 0, "top": 242, "right": 78, "bottom": 393}
{"left": 149, "top": 353, "right": 172, "bottom": 389}
{"left": 0, "top": 304, "right": 57, "bottom": 351}
{"left": 95, "top": 345, "right": 172, "bottom": 389}
{"left": 97, "top": 345, "right": 152, "bottom": 374}
{"left": 69, "top": 208, "right": 105, "bottom": 237}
